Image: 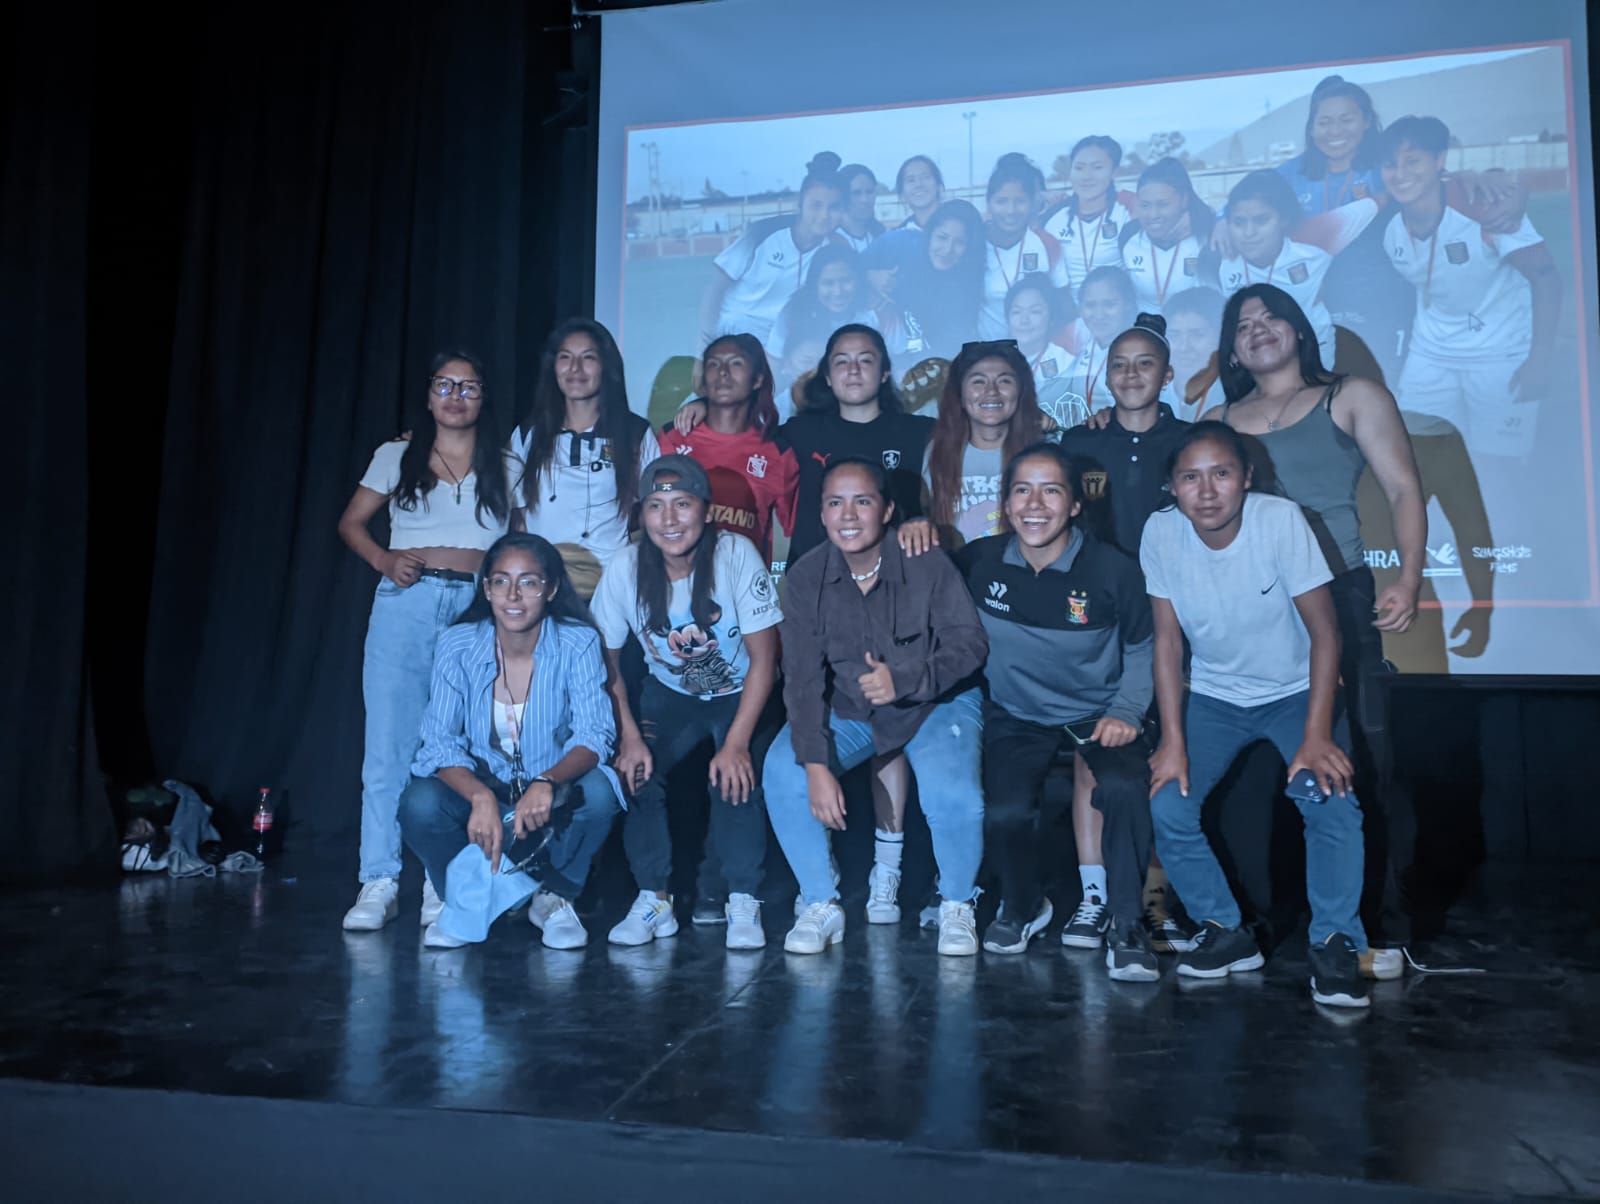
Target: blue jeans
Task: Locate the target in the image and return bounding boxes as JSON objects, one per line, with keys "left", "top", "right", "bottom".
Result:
{"left": 359, "top": 576, "right": 477, "bottom": 882}
{"left": 764, "top": 689, "right": 984, "bottom": 907}
{"left": 1150, "top": 690, "right": 1367, "bottom": 949}
{"left": 398, "top": 769, "right": 620, "bottom": 901}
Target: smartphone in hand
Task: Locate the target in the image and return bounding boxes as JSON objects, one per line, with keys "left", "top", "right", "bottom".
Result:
{"left": 1285, "top": 768, "right": 1326, "bottom": 804}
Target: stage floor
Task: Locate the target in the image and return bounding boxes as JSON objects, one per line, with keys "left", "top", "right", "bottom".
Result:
{"left": 1, "top": 857, "right": 1595, "bottom": 1201}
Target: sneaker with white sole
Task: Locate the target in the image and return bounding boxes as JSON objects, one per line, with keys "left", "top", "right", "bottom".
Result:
{"left": 423, "top": 921, "right": 469, "bottom": 949}
{"left": 865, "top": 863, "right": 902, "bottom": 924}
{"left": 1144, "top": 905, "right": 1198, "bottom": 953}
{"left": 785, "top": 901, "right": 845, "bottom": 954}
{"left": 608, "top": 891, "right": 679, "bottom": 946}
{"left": 692, "top": 895, "right": 727, "bottom": 926}
{"left": 420, "top": 879, "right": 444, "bottom": 927}
{"left": 1360, "top": 947, "right": 1404, "bottom": 981}
{"left": 1106, "top": 921, "right": 1161, "bottom": 982}
{"left": 529, "top": 891, "right": 589, "bottom": 950}
{"left": 937, "top": 899, "right": 979, "bottom": 956}
{"left": 1060, "top": 894, "right": 1111, "bottom": 949}
{"left": 725, "top": 893, "right": 765, "bottom": 950}
{"left": 343, "top": 878, "right": 399, "bottom": 931}
{"left": 1311, "top": 933, "right": 1372, "bottom": 1008}
{"left": 982, "top": 898, "right": 1054, "bottom": 954}
{"left": 1175, "top": 921, "right": 1265, "bottom": 979}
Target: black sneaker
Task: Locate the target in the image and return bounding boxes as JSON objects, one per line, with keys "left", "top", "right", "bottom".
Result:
{"left": 1106, "top": 921, "right": 1160, "bottom": 982}
{"left": 691, "top": 895, "right": 727, "bottom": 926}
{"left": 1144, "top": 905, "right": 1199, "bottom": 954}
{"left": 1174, "top": 921, "right": 1265, "bottom": 979}
{"left": 1060, "top": 894, "right": 1111, "bottom": 949}
{"left": 1309, "top": 934, "right": 1372, "bottom": 1009}
{"left": 982, "top": 898, "right": 1053, "bottom": 955}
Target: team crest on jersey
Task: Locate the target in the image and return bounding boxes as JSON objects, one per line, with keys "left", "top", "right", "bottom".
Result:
{"left": 1067, "top": 591, "right": 1090, "bottom": 625}
{"left": 1041, "top": 358, "right": 1058, "bottom": 379}
{"left": 592, "top": 442, "right": 614, "bottom": 471}
{"left": 746, "top": 453, "right": 768, "bottom": 478}
{"left": 1023, "top": 253, "right": 1039, "bottom": 271}
{"left": 882, "top": 449, "right": 901, "bottom": 470}
{"left": 1288, "top": 262, "right": 1309, "bottom": 285}
{"left": 1183, "top": 257, "right": 1198, "bottom": 276}
{"left": 1445, "top": 241, "right": 1470, "bottom": 265}
{"left": 1102, "top": 220, "right": 1117, "bottom": 237}
{"left": 1081, "top": 469, "right": 1107, "bottom": 500}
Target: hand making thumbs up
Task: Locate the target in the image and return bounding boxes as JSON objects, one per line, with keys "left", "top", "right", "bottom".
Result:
{"left": 858, "top": 651, "right": 898, "bottom": 706}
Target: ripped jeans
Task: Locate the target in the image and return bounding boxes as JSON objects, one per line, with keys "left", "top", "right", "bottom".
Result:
{"left": 764, "top": 688, "right": 984, "bottom": 908}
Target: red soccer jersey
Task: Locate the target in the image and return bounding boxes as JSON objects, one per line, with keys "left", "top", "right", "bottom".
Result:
{"left": 658, "top": 423, "right": 799, "bottom": 563}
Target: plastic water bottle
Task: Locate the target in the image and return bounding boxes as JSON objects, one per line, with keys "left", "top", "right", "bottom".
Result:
{"left": 253, "top": 787, "right": 276, "bottom": 860}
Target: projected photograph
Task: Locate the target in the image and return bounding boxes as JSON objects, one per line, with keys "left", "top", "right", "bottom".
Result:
{"left": 613, "top": 43, "right": 1594, "bottom": 674}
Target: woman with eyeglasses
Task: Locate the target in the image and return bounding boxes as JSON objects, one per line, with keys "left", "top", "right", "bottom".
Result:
{"left": 400, "top": 533, "right": 623, "bottom": 950}
{"left": 514, "top": 319, "right": 660, "bottom": 599}
{"left": 337, "top": 350, "right": 517, "bottom": 933}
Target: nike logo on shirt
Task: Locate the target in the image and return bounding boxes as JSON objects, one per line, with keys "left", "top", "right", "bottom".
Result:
{"left": 1260, "top": 579, "right": 1278, "bottom": 594}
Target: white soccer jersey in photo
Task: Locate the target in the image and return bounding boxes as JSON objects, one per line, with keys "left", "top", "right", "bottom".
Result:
{"left": 1044, "top": 199, "right": 1134, "bottom": 297}
{"left": 1218, "top": 238, "right": 1336, "bottom": 368}
{"left": 1063, "top": 340, "right": 1113, "bottom": 413}
{"left": 1121, "top": 229, "right": 1207, "bottom": 316}
{"left": 1383, "top": 209, "right": 1542, "bottom": 362}
{"left": 1029, "top": 341, "right": 1075, "bottom": 394}
{"left": 833, "top": 226, "right": 876, "bottom": 253}
{"left": 979, "top": 227, "right": 1068, "bottom": 338}
{"left": 713, "top": 216, "right": 824, "bottom": 344}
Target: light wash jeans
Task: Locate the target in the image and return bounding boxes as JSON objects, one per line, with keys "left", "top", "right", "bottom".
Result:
{"left": 359, "top": 575, "right": 477, "bottom": 882}
{"left": 764, "top": 689, "right": 985, "bottom": 908}
{"left": 1149, "top": 689, "right": 1368, "bottom": 949}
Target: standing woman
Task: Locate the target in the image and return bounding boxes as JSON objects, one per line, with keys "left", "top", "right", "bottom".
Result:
{"left": 337, "top": 351, "right": 515, "bottom": 931}
{"left": 1043, "top": 136, "right": 1138, "bottom": 301}
{"left": 1064, "top": 265, "right": 1139, "bottom": 418}
{"left": 894, "top": 155, "right": 945, "bottom": 231}
{"left": 513, "top": 319, "right": 660, "bottom": 599}
{"left": 1005, "top": 273, "right": 1080, "bottom": 427}
{"left": 836, "top": 163, "right": 886, "bottom": 252}
{"left": 979, "top": 153, "right": 1069, "bottom": 339}
{"left": 1119, "top": 157, "right": 1216, "bottom": 317}
{"left": 594, "top": 457, "right": 783, "bottom": 950}
{"left": 901, "top": 199, "right": 987, "bottom": 357}
{"left": 400, "top": 533, "right": 623, "bottom": 950}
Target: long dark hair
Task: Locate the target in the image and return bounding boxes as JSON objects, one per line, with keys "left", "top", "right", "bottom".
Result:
{"left": 998, "top": 440, "right": 1118, "bottom": 546}
{"left": 905, "top": 199, "right": 985, "bottom": 349}
{"left": 929, "top": 341, "right": 1046, "bottom": 529}
{"left": 1225, "top": 169, "right": 1304, "bottom": 233}
{"left": 1217, "top": 284, "right": 1334, "bottom": 404}
{"left": 1300, "top": 75, "right": 1383, "bottom": 180}
{"left": 454, "top": 533, "right": 596, "bottom": 630}
{"left": 778, "top": 244, "right": 866, "bottom": 347}
{"left": 702, "top": 333, "right": 780, "bottom": 440}
{"left": 520, "top": 319, "right": 643, "bottom": 517}
{"left": 800, "top": 324, "right": 905, "bottom": 416}
{"left": 635, "top": 495, "right": 722, "bottom": 636}
{"left": 1049, "top": 135, "right": 1124, "bottom": 223}
{"left": 1127, "top": 157, "right": 1214, "bottom": 245}
{"left": 393, "top": 350, "right": 510, "bottom": 526}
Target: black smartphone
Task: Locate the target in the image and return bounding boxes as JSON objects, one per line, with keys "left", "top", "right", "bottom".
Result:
{"left": 1285, "top": 768, "right": 1326, "bottom": 804}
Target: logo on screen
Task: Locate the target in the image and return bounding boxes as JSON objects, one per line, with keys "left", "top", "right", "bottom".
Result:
{"left": 1424, "top": 542, "right": 1464, "bottom": 579}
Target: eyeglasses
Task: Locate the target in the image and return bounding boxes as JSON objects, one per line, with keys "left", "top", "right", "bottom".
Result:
{"left": 431, "top": 376, "right": 484, "bottom": 401}
{"left": 486, "top": 574, "right": 547, "bottom": 596}
{"left": 959, "top": 338, "right": 1019, "bottom": 355}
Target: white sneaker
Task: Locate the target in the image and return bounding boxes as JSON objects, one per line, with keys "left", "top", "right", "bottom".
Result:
{"left": 420, "top": 879, "right": 444, "bottom": 927}
{"left": 784, "top": 901, "right": 845, "bottom": 954}
{"left": 529, "top": 891, "right": 588, "bottom": 950}
{"left": 608, "top": 891, "right": 680, "bottom": 946}
{"left": 1361, "top": 947, "right": 1405, "bottom": 981}
{"left": 725, "top": 893, "right": 766, "bottom": 950}
{"left": 865, "top": 863, "right": 901, "bottom": 924}
{"left": 342, "top": 878, "right": 399, "bottom": 931}
{"left": 937, "top": 899, "right": 979, "bottom": 957}
{"left": 423, "top": 921, "right": 469, "bottom": 949}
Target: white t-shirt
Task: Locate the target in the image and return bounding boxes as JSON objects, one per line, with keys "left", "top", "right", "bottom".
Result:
{"left": 359, "top": 439, "right": 514, "bottom": 552}
{"left": 591, "top": 531, "right": 783, "bottom": 698}
{"left": 511, "top": 425, "right": 661, "bottom": 565}
{"left": 1218, "top": 237, "right": 1336, "bottom": 368}
{"left": 714, "top": 217, "right": 826, "bottom": 344}
{"left": 1140, "top": 492, "right": 1333, "bottom": 705}
{"left": 1121, "top": 229, "right": 1209, "bottom": 315}
{"left": 1043, "top": 199, "right": 1134, "bottom": 298}
{"left": 1383, "top": 208, "right": 1542, "bottom": 363}
{"left": 980, "top": 227, "right": 1069, "bottom": 338}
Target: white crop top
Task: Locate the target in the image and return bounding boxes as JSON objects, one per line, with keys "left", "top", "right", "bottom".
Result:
{"left": 359, "top": 439, "right": 518, "bottom": 552}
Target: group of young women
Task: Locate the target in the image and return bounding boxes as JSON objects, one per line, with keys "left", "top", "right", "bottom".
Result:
{"left": 699, "top": 76, "right": 1555, "bottom": 490}
{"left": 338, "top": 230, "right": 1436, "bottom": 1008}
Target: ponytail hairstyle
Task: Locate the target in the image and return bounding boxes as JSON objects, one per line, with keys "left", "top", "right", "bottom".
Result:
{"left": 454, "top": 533, "right": 596, "bottom": 630}
{"left": 1065, "top": 135, "right": 1123, "bottom": 215}
{"left": 520, "top": 319, "right": 644, "bottom": 518}
{"left": 928, "top": 339, "right": 1046, "bottom": 529}
{"left": 394, "top": 349, "right": 510, "bottom": 526}
{"left": 986, "top": 151, "right": 1046, "bottom": 204}
{"left": 1301, "top": 75, "right": 1383, "bottom": 180}
{"left": 1109, "top": 311, "right": 1173, "bottom": 370}
{"left": 702, "top": 333, "right": 780, "bottom": 441}
{"left": 1133, "top": 157, "right": 1215, "bottom": 243}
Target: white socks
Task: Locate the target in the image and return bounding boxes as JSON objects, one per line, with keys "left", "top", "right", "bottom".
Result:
{"left": 1079, "top": 864, "right": 1106, "bottom": 901}
{"left": 874, "top": 829, "right": 904, "bottom": 873}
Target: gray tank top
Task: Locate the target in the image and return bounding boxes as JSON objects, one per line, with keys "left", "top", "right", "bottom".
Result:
{"left": 1230, "top": 382, "right": 1367, "bottom": 573}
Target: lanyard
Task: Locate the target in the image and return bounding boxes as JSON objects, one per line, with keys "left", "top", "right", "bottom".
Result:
{"left": 1408, "top": 226, "right": 1440, "bottom": 308}
{"left": 1149, "top": 239, "right": 1182, "bottom": 306}
{"left": 495, "top": 639, "right": 535, "bottom": 795}
{"left": 991, "top": 235, "right": 1026, "bottom": 291}
{"left": 1081, "top": 343, "right": 1101, "bottom": 408}
{"left": 1075, "top": 204, "right": 1107, "bottom": 278}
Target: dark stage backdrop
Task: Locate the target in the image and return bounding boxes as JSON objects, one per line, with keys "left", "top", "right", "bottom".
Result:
{"left": 1, "top": 2, "right": 1596, "bottom": 885}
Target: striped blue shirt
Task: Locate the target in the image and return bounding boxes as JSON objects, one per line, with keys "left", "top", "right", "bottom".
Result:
{"left": 412, "top": 617, "right": 623, "bottom": 804}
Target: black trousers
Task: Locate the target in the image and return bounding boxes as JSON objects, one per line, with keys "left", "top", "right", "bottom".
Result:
{"left": 981, "top": 700, "right": 1152, "bottom": 928}
{"left": 1328, "top": 566, "right": 1413, "bottom": 945}
{"left": 621, "top": 677, "right": 773, "bottom": 897}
